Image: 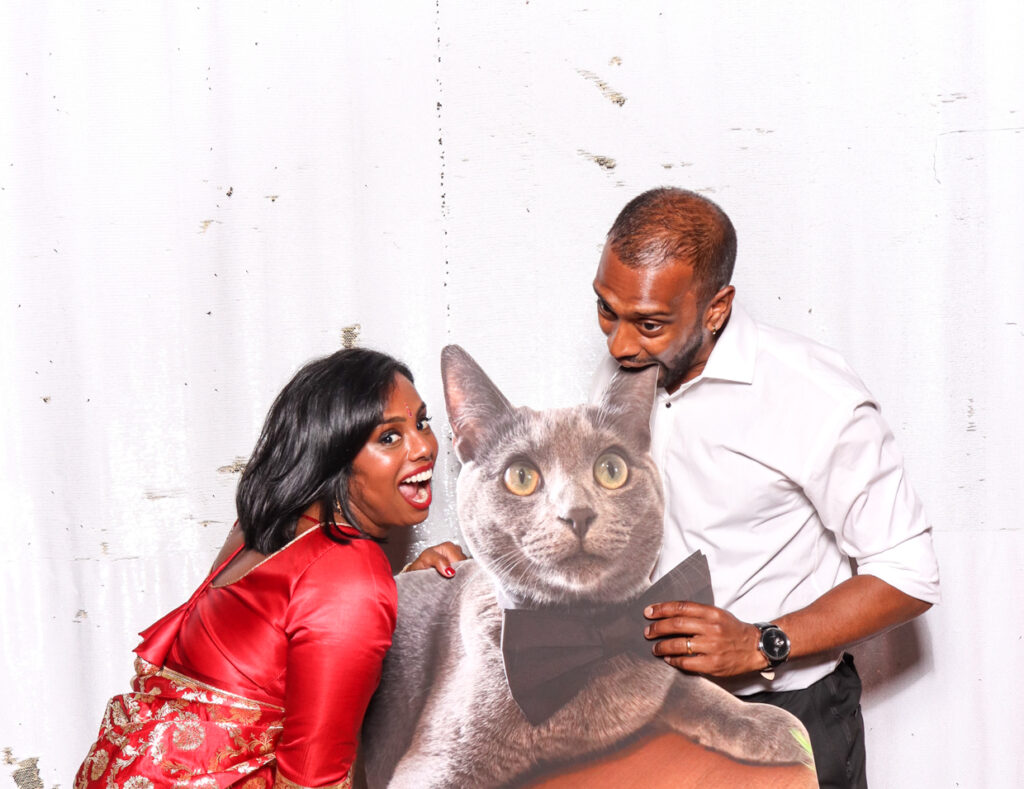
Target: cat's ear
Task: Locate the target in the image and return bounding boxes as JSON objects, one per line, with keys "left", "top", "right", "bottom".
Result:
{"left": 441, "top": 345, "right": 514, "bottom": 463}
{"left": 598, "top": 365, "right": 659, "bottom": 450}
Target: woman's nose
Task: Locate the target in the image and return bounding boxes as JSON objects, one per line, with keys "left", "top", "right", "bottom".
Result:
{"left": 408, "top": 427, "right": 437, "bottom": 460}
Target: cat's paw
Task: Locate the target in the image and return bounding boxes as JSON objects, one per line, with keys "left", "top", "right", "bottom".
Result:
{"left": 694, "top": 702, "right": 815, "bottom": 768}
{"left": 661, "top": 680, "right": 815, "bottom": 769}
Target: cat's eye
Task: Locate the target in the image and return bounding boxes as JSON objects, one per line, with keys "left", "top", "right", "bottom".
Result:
{"left": 594, "top": 452, "right": 629, "bottom": 490}
{"left": 503, "top": 462, "right": 540, "bottom": 496}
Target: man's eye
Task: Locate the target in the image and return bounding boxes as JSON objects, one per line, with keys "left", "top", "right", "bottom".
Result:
{"left": 597, "top": 299, "right": 614, "bottom": 316}
{"left": 640, "top": 322, "right": 661, "bottom": 333}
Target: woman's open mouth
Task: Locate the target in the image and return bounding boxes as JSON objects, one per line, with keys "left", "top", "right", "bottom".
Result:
{"left": 398, "top": 467, "right": 433, "bottom": 510}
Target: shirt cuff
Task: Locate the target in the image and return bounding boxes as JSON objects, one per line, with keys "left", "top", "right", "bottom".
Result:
{"left": 855, "top": 530, "right": 941, "bottom": 605}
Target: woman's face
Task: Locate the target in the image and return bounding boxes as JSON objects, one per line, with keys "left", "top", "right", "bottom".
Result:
{"left": 347, "top": 374, "right": 438, "bottom": 538}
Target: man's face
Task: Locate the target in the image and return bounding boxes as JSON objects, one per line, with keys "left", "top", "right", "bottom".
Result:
{"left": 592, "top": 242, "right": 709, "bottom": 392}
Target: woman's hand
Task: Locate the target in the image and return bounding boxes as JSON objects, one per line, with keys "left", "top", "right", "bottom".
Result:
{"left": 401, "top": 541, "right": 468, "bottom": 577}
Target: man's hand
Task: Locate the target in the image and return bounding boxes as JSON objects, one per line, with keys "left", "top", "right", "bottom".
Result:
{"left": 643, "top": 600, "right": 765, "bottom": 677}
{"left": 643, "top": 576, "right": 932, "bottom": 679}
{"left": 402, "top": 541, "right": 468, "bottom": 578}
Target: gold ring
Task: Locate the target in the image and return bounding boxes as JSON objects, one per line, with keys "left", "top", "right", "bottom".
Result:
{"left": 686, "top": 639, "right": 694, "bottom": 656}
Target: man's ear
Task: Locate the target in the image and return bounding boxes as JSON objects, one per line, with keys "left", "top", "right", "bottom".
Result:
{"left": 441, "top": 345, "right": 513, "bottom": 464}
{"left": 705, "top": 285, "right": 735, "bottom": 334}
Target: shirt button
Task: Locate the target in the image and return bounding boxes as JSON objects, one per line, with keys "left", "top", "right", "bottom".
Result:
{"left": 665, "top": 402, "right": 672, "bottom": 408}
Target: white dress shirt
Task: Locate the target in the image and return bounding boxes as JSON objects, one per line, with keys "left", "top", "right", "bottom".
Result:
{"left": 592, "top": 303, "right": 940, "bottom": 695}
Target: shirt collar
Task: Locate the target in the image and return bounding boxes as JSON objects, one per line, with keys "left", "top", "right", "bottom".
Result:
{"left": 659, "top": 301, "right": 756, "bottom": 401}
{"left": 702, "top": 301, "right": 757, "bottom": 385}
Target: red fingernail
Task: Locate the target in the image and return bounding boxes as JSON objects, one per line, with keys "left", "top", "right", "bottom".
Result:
{"left": 444, "top": 567, "right": 455, "bottom": 577}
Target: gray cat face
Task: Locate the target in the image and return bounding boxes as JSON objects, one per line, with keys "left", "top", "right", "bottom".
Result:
{"left": 442, "top": 346, "right": 663, "bottom": 606}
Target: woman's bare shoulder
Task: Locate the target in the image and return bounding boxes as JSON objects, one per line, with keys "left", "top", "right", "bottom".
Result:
{"left": 209, "top": 522, "right": 245, "bottom": 574}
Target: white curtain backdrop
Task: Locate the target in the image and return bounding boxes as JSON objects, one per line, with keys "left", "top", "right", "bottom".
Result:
{"left": 2, "top": 2, "right": 1021, "bottom": 785}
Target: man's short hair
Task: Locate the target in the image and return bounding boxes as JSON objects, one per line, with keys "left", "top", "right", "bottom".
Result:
{"left": 606, "top": 187, "right": 737, "bottom": 302}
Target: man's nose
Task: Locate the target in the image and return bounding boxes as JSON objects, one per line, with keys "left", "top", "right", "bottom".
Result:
{"left": 607, "top": 323, "right": 641, "bottom": 361}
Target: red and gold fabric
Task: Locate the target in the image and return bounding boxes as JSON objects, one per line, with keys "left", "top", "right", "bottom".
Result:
{"left": 75, "top": 658, "right": 286, "bottom": 788}
{"left": 76, "top": 522, "right": 394, "bottom": 788}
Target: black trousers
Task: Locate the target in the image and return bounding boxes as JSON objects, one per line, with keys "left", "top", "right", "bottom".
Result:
{"left": 739, "top": 653, "right": 867, "bottom": 789}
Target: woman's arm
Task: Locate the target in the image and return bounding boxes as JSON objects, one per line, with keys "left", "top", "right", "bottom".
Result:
{"left": 274, "top": 544, "right": 397, "bottom": 787}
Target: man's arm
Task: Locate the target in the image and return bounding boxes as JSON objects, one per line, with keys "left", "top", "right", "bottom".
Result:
{"left": 647, "top": 396, "right": 938, "bottom": 677}
{"left": 644, "top": 574, "right": 930, "bottom": 676}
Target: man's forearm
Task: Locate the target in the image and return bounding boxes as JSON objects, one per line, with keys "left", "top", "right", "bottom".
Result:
{"left": 645, "top": 574, "right": 932, "bottom": 676}
{"left": 773, "top": 574, "right": 932, "bottom": 664}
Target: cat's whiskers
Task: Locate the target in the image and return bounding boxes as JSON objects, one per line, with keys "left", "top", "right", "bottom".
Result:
{"left": 484, "top": 544, "right": 587, "bottom": 606}
{"left": 487, "top": 548, "right": 579, "bottom": 605}
{"left": 485, "top": 547, "right": 527, "bottom": 577}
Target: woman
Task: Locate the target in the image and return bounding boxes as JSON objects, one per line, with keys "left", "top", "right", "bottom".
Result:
{"left": 75, "top": 348, "right": 438, "bottom": 789}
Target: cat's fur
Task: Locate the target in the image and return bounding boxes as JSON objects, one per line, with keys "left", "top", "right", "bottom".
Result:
{"left": 360, "top": 346, "right": 813, "bottom": 788}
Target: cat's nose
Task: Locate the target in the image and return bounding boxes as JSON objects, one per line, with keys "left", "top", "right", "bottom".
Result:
{"left": 559, "top": 506, "right": 597, "bottom": 540}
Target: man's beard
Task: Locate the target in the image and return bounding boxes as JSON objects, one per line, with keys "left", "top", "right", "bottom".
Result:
{"left": 656, "top": 316, "right": 705, "bottom": 392}
{"left": 614, "top": 315, "right": 705, "bottom": 391}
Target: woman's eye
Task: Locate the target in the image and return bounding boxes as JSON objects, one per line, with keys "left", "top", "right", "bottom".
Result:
{"left": 503, "top": 462, "right": 541, "bottom": 496}
{"left": 594, "top": 452, "right": 629, "bottom": 490}
{"left": 380, "top": 431, "right": 399, "bottom": 445}
{"left": 417, "top": 416, "right": 433, "bottom": 431}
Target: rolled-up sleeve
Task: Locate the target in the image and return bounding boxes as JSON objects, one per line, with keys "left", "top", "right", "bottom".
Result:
{"left": 803, "top": 400, "right": 941, "bottom": 605}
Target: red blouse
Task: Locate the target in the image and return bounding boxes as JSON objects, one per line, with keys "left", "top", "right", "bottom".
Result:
{"left": 135, "top": 524, "right": 397, "bottom": 786}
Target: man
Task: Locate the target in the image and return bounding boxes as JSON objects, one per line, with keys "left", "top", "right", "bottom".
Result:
{"left": 590, "top": 187, "right": 940, "bottom": 788}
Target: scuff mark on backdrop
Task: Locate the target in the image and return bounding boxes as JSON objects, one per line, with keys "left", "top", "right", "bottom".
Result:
{"left": 3, "top": 749, "right": 50, "bottom": 789}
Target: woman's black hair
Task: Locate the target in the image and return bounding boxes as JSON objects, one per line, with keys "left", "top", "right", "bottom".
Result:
{"left": 235, "top": 348, "right": 414, "bottom": 554}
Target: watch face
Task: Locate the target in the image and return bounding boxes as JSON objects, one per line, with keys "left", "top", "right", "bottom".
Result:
{"left": 760, "top": 626, "right": 790, "bottom": 662}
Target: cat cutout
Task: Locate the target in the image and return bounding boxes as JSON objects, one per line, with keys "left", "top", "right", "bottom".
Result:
{"left": 359, "top": 346, "right": 816, "bottom": 789}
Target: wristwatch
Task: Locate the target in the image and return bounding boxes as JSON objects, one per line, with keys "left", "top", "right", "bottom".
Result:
{"left": 755, "top": 622, "right": 790, "bottom": 680}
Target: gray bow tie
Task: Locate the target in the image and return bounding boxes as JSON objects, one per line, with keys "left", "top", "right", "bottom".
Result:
{"left": 500, "top": 550, "right": 713, "bottom": 725}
